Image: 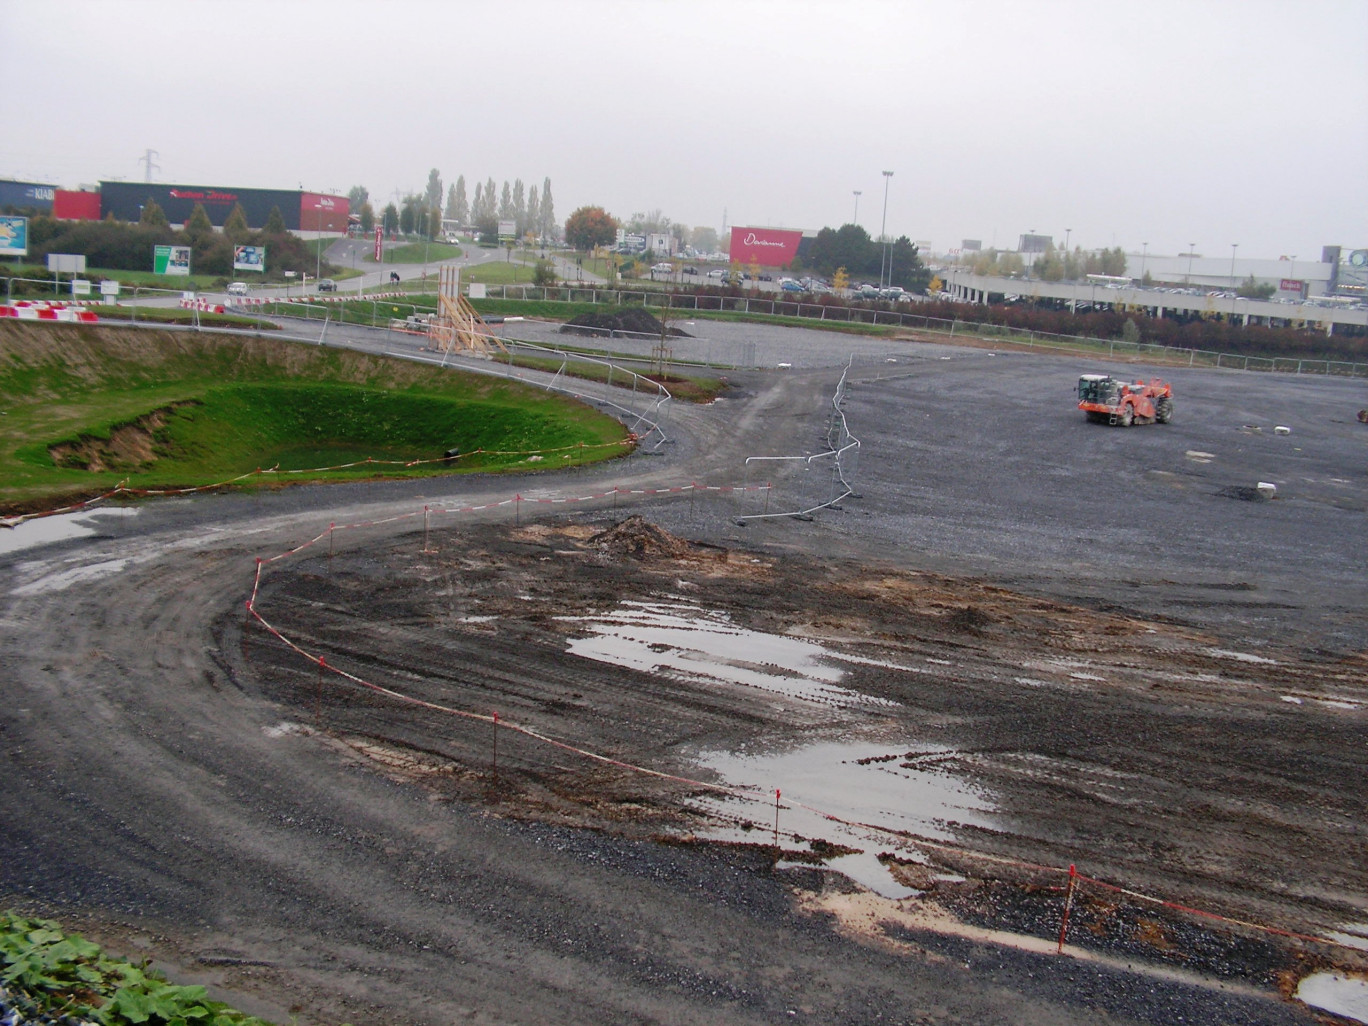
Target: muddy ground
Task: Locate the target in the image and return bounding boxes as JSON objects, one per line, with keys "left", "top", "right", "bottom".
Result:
{"left": 3, "top": 322, "right": 1367, "bottom": 1025}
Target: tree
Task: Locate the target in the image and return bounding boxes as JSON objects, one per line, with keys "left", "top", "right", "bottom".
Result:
{"left": 382, "top": 202, "right": 399, "bottom": 235}
{"left": 358, "top": 201, "right": 375, "bottom": 234}
{"left": 424, "top": 169, "right": 443, "bottom": 216}
{"left": 526, "top": 185, "right": 540, "bottom": 241}
{"left": 139, "top": 198, "right": 168, "bottom": 228}
{"left": 264, "top": 206, "right": 286, "bottom": 234}
{"left": 540, "top": 177, "right": 555, "bottom": 239}
{"left": 449, "top": 176, "right": 467, "bottom": 225}
{"left": 513, "top": 179, "right": 526, "bottom": 235}
{"left": 563, "top": 205, "right": 617, "bottom": 251}
{"left": 183, "top": 203, "right": 214, "bottom": 245}
{"left": 832, "top": 267, "right": 850, "bottom": 292}
{"left": 532, "top": 259, "right": 557, "bottom": 286}
{"left": 483, "top": 177, "right": 497, "bottom": 221}
{"left": 1236, "top": 274, "right": 1275, "bottom": 299}
{"left": 498, "top": 181, "right": 514, "bottom": 223}
{"left": 347, "top": 185, "right": 369, "bottom": 210}
{"left": 690, "top": 226, "right": 718, "bottom": 254}
{"left": 223, "top": 204, "right": 250, "bottom": 245}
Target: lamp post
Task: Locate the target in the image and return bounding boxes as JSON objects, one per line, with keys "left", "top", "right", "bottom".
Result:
{"left": 1141, "top": 242, "right": 1148, "bottom": 280}
{"left": 1064, "top": 227, "right": 1072, "bottom": 253}
{"left": 852, "top": 190, "right": 861, "bottom": 226}
{"left": 1229, "top": 243, "right": 1239, "bottom": 288}
{"left": 878, "top": 170, "right": 893, "bottom": 289}
{"left": 1186, "top": 242, "right": 1196, "bottom": 284}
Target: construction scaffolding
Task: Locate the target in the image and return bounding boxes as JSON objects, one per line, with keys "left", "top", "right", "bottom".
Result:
{"left": 429, "top": 265, "right": 505, "bottom": 356}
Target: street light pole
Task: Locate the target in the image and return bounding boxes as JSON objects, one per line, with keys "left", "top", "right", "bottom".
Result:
{"left": 1187, "top": 243, "right": 1196, "bottom": 284}
{"left": 1229, "top": 243, "right": 1239, "bottom": 288}
{"left": 852, "top": 190, "right": 861, "bottom": 226}
{"left": 1141, "top": 242, "right": 1148, "bottom": 280}
{"left": 1065, "top": 227, "right": 1072, "bottom": 253}
{"left": 878, "top": 170, "right": 893, "bottom": 289}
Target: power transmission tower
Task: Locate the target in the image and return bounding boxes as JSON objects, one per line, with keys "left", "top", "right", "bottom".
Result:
{"left": 138, "top": 149, "right": 160, "bottom": 183}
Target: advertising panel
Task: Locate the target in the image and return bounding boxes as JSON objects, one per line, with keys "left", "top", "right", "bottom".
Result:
{"left": 54, "top": 190, "right": 102, "bottom": 221}
{"left": 101, "top": 181, "right": 304, "bottom": 230}
{"left": 0, "top": 180, "right": 56, "bottom": 212}
{"left": 0, "top": 216, "right": 28, "bottom": 257}
{"left": 299, "top": 192, "right": 350, "bottom": 233}
{"left": 497, "top": 219, "right": 516, "bottom": 239}
{"left": 374, "top": 226, "right": 383, "bottom": 262}
{"left": 153, "top": 245, "right": 192, "bottom": 276}
{"left": 1018, "top": 233, "right": 1053, "bottom": 253}
{"left": 234, "top": 245, "right": 266, "bottom": 272}
{"left": 1279, "top": 278, "right": 1305, "bottom": 293}
{"left": 728, "top": 226, "right": 804, "bottom": 268}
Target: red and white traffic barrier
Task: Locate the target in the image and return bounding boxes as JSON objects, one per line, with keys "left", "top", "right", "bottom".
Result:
{"left": 0, "top": 303, "right": 99, "bottom": 322}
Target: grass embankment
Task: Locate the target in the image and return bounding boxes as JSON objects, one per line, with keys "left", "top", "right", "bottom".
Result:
{"left": 0, "top": 911, "right": 281, "bottom": 1026}
{"left": 0, "top": 321, "right": 631, "bottom": 514}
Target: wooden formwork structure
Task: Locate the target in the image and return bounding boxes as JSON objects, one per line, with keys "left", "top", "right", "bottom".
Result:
{"left": 429, "top": 265, "right": 505, "bottom": 355}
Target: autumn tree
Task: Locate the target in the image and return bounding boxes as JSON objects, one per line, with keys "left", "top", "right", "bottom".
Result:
{"left": 358, "top": 202, "right": 375, "bottom": 233}
{"left": 564, "top": 205, "right": 617, "bottom": 251}
{"left": 527, "top": 185, "right": 541, "bottom": 241}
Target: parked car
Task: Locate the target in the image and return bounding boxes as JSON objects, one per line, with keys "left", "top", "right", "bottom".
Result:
{"left": 780, "top": 279, "right": 804, "bottom": 293}
{"left": 683, "top": 267, "right": 699, "bottom": 275}
{"left": 317, "top": 279, "right": 337, "bottom": 292}
{"left": 651, "top": 262, "right": 674, "bottom": 275}
{"left": 706, "top": 268, "right": 725, "bottom": 279}
{"left": 226, "top": 282, "right": 248, "bottom": 296}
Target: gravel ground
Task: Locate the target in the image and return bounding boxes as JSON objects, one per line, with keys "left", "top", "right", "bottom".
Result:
{"left": 2, "top": 319, "right": 1364, "bottom": 1025}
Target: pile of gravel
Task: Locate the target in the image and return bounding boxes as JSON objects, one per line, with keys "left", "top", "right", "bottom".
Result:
{"left": 560, "top": 308, "right": 693, "bottom": 338}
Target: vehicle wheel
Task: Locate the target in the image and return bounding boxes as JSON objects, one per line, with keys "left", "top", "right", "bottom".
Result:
{"left": 1156, "top": 397, "right": 1173, "bottom": 423}
{"left": 1119, "top": 405, "right": 1134, "bottom": 427}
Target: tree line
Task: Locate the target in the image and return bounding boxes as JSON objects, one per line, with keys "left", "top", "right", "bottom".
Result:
{"left": 347, "top": 173, "right": 557, "bottom": 243}
{"left": 15, "top": 200, "right": 321, "bottom": 279}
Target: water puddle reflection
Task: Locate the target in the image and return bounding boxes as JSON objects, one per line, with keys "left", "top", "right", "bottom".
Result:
{"left": 1297, "top": 972, "right": 1368, "bottom": 1023}
{"left": 0, "top": 506, "right": 139, "bottom": 556}
{"left": 692, "top": 739, "right": 998, "bottom": 897}
{"left": 561, "top": 600, "right": 896, "bottom": 710}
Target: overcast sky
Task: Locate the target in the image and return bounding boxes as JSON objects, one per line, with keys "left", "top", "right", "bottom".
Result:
{"left": 7, "top": 0, "right": 1365, "bottom": 260}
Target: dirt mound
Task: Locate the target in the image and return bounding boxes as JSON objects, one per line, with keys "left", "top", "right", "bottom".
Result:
{"left": 561, "top": 309, "right": 692, "bottom": 338}
{"left": 48, "top": 401, "right": 198, "bottom": 472}
{"left": 589, "top": 515, "right": 693, "bottom": 559}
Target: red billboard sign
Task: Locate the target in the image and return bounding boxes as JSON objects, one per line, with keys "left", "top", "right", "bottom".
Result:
{"left": 729, "top": 226, "right": 803, "bottom": 268}
{"left": 1279, "top": 278, "right": 1305, "bottom": 292}
{"left": 374, "top": 226, "right": 383, "bottom": 262}
{"left": 299, "top": 192, "right": 350, "bottom": 233}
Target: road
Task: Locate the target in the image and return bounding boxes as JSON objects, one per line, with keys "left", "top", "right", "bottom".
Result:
{"left": 2, "top": 318, "right": 1363, "bottom": 1026}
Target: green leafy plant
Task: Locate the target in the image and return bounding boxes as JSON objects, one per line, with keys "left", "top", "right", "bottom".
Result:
{"left": 1, "top": 911, "right": 275, "bottom": 1026}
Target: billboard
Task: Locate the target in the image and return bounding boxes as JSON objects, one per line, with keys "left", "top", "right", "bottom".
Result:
{"left": 0, "top": 216, "right": 28, "bottom": 257}
{"left": 1279, "top": 278, "right": 1305, "bottom": 292}
{"left": 153, "top": 245, "right": 192, "bottom": 276}
{"left": 1018, "top": 233, "right": 1053, "bottom": 253}
{"left": 54, "top": 190, "right": 102, "bottom": 221}
{"left": 234, "top": 245, "right": 266, "bottom": 272}
{"left": 729, "top": 226, "right": 804, "bottom": 268}
{"left": 101, "top": 181, "right": 307, "bottom": 230}
{"left": 0, "top": 179, "right": 56, "bottom": 212}
{"left": 300, "top": 192, "right": 350, "bottom": 233}
{"left": 497, "top": 219, "right": 516, "bottom": 239}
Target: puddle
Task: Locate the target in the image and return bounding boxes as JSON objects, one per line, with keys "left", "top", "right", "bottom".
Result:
{"left": 1206, "top": 647, "right": 1278, "bottom": 665}
{"left": 1327, "top": 922, "right": 1368, "bottom": 952}
{"left": 12, "top": 558, "right": 130, "bottom": 595}
{"left": 561, "top": 600, "right": 896, "bottom": 709}
{"left": 1297, "top": 972, "right": 1368, "bottom": 1023}
{"left": 0, "top": 506, "right": 139, "bottom": 556}
{"left": 691, "top": 738, "right": 998, "bottom": 897}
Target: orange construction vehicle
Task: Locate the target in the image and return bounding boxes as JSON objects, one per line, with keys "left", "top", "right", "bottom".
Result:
{"left": 1077, "top": 374, "right": 1174, "bottom": 426}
